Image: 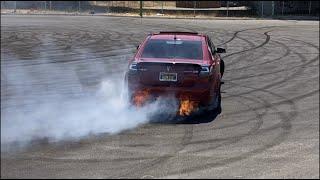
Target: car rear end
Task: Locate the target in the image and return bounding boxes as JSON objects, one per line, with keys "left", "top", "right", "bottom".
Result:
{"left": 126, "top": 32, "right": 216, "bottom": 115}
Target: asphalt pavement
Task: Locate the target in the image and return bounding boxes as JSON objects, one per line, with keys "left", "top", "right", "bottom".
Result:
{"left": 1, "top": 15, "right": 319, "bottom": 178}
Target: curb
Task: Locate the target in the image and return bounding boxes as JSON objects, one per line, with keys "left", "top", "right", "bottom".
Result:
{"left": 0, "top": 12, "right": 261, "bottom": 20}
{"left": 1, "top": 12, "right": 318, "bottom": 21}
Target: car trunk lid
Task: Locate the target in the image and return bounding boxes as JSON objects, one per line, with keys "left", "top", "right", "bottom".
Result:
{"left": 136, "top": 61, "right": 202, "bottom": 87}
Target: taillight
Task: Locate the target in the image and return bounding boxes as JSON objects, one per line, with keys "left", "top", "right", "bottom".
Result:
{"left": 199, "top": 65, "right": 213, "bottom": 77}
{"left": 129, "top": 62, "right": 146, "bottom": 72}
{"left": 129, "top": 62, "right": 138, "bottom": 71}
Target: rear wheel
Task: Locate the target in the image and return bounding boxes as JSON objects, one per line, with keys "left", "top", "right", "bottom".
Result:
{"left": 214, "top": 88, "right": 222, "bottom": 114}
{"left": 220, "top": 59, "right": 225, "bottom": 78}
{"left": 124, "top": 72, "right": 133, "bottom": 104}
{"left": 209, "top": 82, "right": 221, "bottom": 114}
{"left": 205, "top": 85, "right": 221, "bottom": 114}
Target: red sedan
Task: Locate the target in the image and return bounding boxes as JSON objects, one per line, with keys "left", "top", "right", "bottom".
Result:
{"left": 125, "top": 32, "right": 225, "bottom": 116}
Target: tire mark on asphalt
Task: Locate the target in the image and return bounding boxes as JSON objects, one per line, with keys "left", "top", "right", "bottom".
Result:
{"left": 224, "top": 89, "right": 318, "bottom": 117}
{"left": 1, "top": 17, "right": 318, "bottom": 178}
{"left": 222, "top": 31, "right": 271, "bottom": 60}
{"left": 161, "top": 30, "right": 317, "bottom": 177}
{"left": 2, "top": 21, "right": 197, "bottom": 67}
{"left": 224, "top": 33, "right": 267, "bottom": 68}
{"left": 113, "top": 125, "right": 194, "bottom": 178}
{"left": 166, "top": 88, "right": 296, "bottom": 176}
{"left": 217, "top": 26, "right": 282, "bottom": 46}
{"left": 226, "top": 37, "right": 291, "bottom": 72}
{"left": 185, "top": 95, "right": 265, "bottom": 150}
{"left": 224, "top": 49, "right": 319, "bottom": 98}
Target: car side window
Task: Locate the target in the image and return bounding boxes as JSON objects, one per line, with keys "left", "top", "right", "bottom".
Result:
{"left": 206, "top": 38, "right": 212, "bottom": 55}
{"left": 208, "top": 38, "right": 216, "bottom": 54}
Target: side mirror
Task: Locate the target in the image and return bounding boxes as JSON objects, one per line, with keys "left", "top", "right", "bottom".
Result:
{"left": 216, "top": 48, "right": 226, "bottom": 53}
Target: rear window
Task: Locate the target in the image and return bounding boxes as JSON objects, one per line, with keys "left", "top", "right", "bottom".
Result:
{"left": 141, "top": 39, "right": 203, "bottom": 60}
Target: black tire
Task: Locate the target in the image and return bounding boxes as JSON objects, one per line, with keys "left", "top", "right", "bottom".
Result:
{"left": 220, "top": 59, "right": 225, "bottom": 78}
{"left": 215, "top": 90, "right": 222, "bottom": 114}
{"left": 205, "top": 85, "right": 221, "bottom": 115}
{"left": 124, "top": 72, "right": 132, "bottom": 103}
{"left": 212, "top": 81, "right": 222, "bottom": 114}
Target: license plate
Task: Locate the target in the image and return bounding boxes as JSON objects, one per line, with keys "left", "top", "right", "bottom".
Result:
{"left": 159, "top": 72, "right": 177, "bottom": 82}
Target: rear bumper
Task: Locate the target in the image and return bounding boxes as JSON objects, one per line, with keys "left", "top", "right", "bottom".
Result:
{"left": 125, "top": 70, "right": 220, "bottom": 107}
{"left": 128, "top": 84, "right": 211, "bottom": 106}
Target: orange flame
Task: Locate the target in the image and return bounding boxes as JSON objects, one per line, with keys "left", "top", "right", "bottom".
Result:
{"left": 179, "top": 96, "right": 198, "bottom": 116}
{"left": 133, "top": 89, "right": 150, "bottom": 107}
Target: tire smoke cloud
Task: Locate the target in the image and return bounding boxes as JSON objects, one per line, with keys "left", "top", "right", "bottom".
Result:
{"left": 1, "top": 53, "right": 177, "bottom": 152}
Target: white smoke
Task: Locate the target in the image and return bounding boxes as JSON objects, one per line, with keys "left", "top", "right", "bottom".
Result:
{"left": 1, "top": 52, "right": 178, "bottom": 151}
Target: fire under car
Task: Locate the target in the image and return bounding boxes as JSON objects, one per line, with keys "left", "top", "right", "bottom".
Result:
{"left": 125, "top": 31, "right": 225, "bottom": 116}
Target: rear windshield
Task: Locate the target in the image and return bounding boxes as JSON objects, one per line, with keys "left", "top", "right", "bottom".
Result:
{"left": 141, "top": 39, "right": 203, "bottom": 60}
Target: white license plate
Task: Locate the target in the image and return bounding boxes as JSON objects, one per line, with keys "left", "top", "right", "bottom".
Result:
{"left": 159, "top": 72, "right": 177, "bottom": 82}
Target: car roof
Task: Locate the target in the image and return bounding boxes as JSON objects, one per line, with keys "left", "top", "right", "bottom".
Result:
{"left": 149, "top": 32, "right": 206, "bottom": 41}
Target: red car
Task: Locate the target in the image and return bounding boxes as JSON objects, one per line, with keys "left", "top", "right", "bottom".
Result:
{"left": 125, "top": 32, "right": 225, "bottom": 116}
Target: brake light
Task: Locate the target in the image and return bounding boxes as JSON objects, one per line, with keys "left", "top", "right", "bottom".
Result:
{"left": 129, "top": 62, "right": 138, "bottom": 71}
{"left": 129, "top": 62, "right": 146, "bottom": 72}
{"left": 199, "top": 65, "right": 213, "bottom": 76}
